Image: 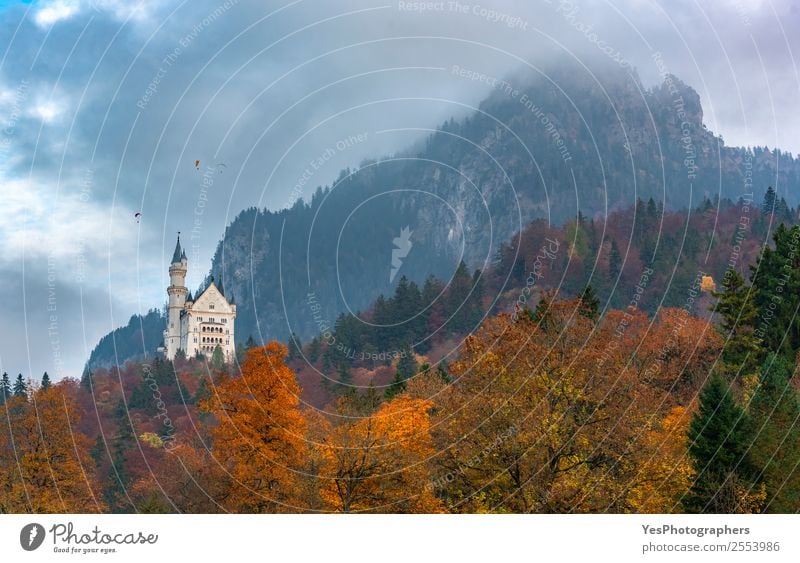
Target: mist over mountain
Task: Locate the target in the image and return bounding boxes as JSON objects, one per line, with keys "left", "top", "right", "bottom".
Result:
{"left": 86, "top": 64, "right": 800, "bottom": 369}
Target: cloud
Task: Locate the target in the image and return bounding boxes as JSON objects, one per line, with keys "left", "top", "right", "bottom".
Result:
{"left": 33, "top": 0, "right": 79, "bottom": 27}
{"left": 31, "top": 0, "right": 165, "bottom": 27}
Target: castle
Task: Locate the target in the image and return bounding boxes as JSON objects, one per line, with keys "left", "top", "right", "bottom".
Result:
{"left": 162, "top": 235, "right": 236, "bottom": 361}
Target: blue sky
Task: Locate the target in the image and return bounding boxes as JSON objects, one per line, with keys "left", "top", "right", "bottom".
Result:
{"left": 0, "top": 0, "right": 798, "bottom": 379}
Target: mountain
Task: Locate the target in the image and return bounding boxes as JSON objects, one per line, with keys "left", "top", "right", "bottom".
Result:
{"left": 87, "top": 64, "right": 800, "bottom": 367}
{"left": 85, "top": 309, "right": 165, "bottom": 371}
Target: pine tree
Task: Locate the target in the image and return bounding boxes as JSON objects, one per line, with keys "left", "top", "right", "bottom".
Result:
{"left": 0, "top": 372, "right": 10, "bottom": 405}
{"left": 469, "top": 268, "right": 486, "bottom": 328}
{"left": 106, "top": 402, "right": 135, "bottom": 512}
{"left": 337, "top": 364, "right": 351, "bottom": 388}
{"left": 685, "top": 374, "right": 755, "bottom": 513}
{"left": 396, "top": 346, "right": 418, "bottom": 380}
{"left": 531, "top": 292, "right": 554, "bottom": 332}
{"left": 384, "top": 372, "right": 407, "bottom": 400}
{"left": 287, "top": 332, "right": 302, "bottom": 360}
{"left": 579, "top": 285, "right": 600, "bottom": 321}
{"left": 746, "top": 354, "right": 800, "bottom": 512}
{"left": 245, "top": 335, "right": 257, "bottom": 350}
{"left": 750, "top": 224, "right": 800, "bottom": 358}
{"left": 307, "top": 336, "right": 321, "bottom": 363}
{"left": 762, "top": 186, "right": 777, "bottom": 215}
{"left": 211, "top": 345, "right": 225, "bottom": 371}
{"left": 13, "top": 374, "right": 27, "bottom": 398}
{"left": 235, "top": 341, "right": 246, "bottom": 364}
{"left": 608, "top": 239, "right": 621, "bottom": 280}
{"left": 711, "top": 270, "right": 761, "bottom": 376}
{"left": 41, "top": 372, "right": 51, "bottom": 390}
{"left": 81, "top": 366, "right": 93, "bottom": 391}
{"left": 447, "top": 261, "right": 474, "bottom": 334}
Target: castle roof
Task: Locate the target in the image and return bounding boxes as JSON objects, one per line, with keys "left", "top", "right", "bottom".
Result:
{"left": 194, "top": 278, "right": 232, "bottom": 307}
{"left": 172, "top": 235, "right": 183, "bottom": 263}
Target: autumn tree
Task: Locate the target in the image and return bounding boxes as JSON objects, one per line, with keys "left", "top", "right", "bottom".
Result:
{"left": 316, "top": 394, "right": 442, "bottom": 513}
{"left": 202, "top": 342, "right": 307, "bottom": 512}
{"left": 0, "top": 380, "right": 104, "bottom": 512}
{"left": 428, "top": 302, "right": 696, "bottom": 513}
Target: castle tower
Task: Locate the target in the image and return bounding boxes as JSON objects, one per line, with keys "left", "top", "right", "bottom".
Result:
{"left": 164, "top": 234, "right": 188, "bottom": 359}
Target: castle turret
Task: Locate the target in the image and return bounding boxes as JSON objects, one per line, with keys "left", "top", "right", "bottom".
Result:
{"left": 164, "top": 234, "right": 188, "bottom": 359}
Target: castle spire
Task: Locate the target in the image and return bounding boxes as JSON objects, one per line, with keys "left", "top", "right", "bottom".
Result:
{"left": 172, "top": 233, "right": 183, "bottom": 264}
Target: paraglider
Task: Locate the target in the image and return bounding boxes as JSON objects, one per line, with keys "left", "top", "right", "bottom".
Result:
{"left": 134, "top": 212, "right": 142, "bottom": 223}
{"left": 215, "top": 162, "right": 227, "bottom": 173}
{"left": 195, "top": 159, "right": 200, "bottom": 169}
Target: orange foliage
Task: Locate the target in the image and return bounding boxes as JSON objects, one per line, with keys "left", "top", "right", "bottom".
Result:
{"left": 316, "top": 395, "right": 444, "bottom": 513}
{"left": 427, "top": 300, "right": 714, "bottom": 513}
{"left": 201, "top": 342, "right": 307, "bottom": 512}
{"left": 0, "top": 382, "right": 104, "bottom": 513}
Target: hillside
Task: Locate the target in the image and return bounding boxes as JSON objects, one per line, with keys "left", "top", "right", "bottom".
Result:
{"left": 86, "top": 64, "right": 800, "bottom": 369}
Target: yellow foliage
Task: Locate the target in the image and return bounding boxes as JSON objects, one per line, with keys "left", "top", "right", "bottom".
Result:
{"left": 700, "top": 275, "right": 716, "bottom": 292}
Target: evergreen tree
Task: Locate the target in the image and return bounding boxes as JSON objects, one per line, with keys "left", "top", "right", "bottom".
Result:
{"left": 245, "top": 335, "right": 257, "bottom": 349}
{"left": 420, "top": 275, "right": 445, "bottom": 350}
{"left": 447, "top": 261, "right": 474, "bottom": 334}
{"left": 307, "top": 336, "right": 321, "bottom": 363}
{"left": 686, "top": 374, "right": 755, "bottom": 513}
{"left": 193, "top": 375, "right": 213, "bottom": 406}
{"left": 746, "top": 354, "right": 800, "bottom": 512}
{"left": 106, "top": 402, "right": 135, "bottom": 512}
{"left": 608, "top": 239, "right": 621, "bottom": 280}
{"left": 13, "top": 374, "right": 27, "bottom": 398}
{"left": 81, "top": 366, "right": 93, "bottom": 391}
{"left": 235, "top": 341, "right": 247, "bottom": 364}
{"left": 372, "top": 294, "right": 392, "bottom": 352}
{"left": 40, "top": 372, "right": 51, "bottom": 390}
{"left": 337, "top": 364, "right": 351, "bottom": 388}
{"left": 211, "top": 345, "right": 225, "bottom": 371}
{"left": 287, "top": 332, "right": 302, "bottom": 360}
{"left": 384, "top": 371, "right": 407, "bottom": 400}
{"left": 469, "top": 268, "right": 486, "bottom": 328}
{"left": 711, "top": 270, "right": 761, "bottom": 376}
{"left": 396, "top": 346, "right": 418, "bottom": 380}
{"left": 531, "top": 292, "right": 554, "bottom": 332}
{"left": 578, "top": 285, "right": 600, "bottom": 321}
{"left": 0, "top": 372, "right": 10, "bottom": 405}
{"left": 762, "top": 186, "right": 777, "bottom": 215}
{"left": 750, "top": 224, "right": 800, "bottom": 358}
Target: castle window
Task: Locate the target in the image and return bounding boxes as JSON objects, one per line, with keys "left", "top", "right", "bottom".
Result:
{"left": 210, "top": 304, "right": 215, "bottom": 310}
{"left": 223, "top": 318, "right": 227, "bottom": 323}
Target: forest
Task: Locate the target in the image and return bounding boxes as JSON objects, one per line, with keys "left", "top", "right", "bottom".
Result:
{"left": 2, "top": 192, "right": 800, "bottom": 513}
